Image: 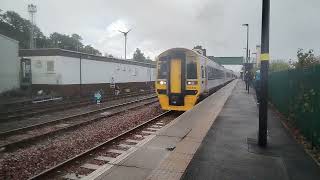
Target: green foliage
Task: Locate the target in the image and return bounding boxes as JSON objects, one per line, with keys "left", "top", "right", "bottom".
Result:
{"left": 295, "top": 49, "right": 320, "bottom": 69}
{"left": 0, "top": 10, "right": 101, "bottom": 55}
{"left": 269, "top": 60, "right": 290, "bottom": 72}
{"left": 269, "top": 65, "right": 320, "bottom": 147}
{"left": 0, "top": 11, "right": 40, "bottom": 48}
{"left": 133, "top": 48, "right": 152, "bottom": 62}
{"left": 82, "top": 45, "right": 101, "bottom": 55}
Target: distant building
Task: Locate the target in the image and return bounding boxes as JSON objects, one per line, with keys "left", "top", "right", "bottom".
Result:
{"left": 192, "top": 45, "right": 207, "bottom": 56}
{"left": 0, "top": 34, "right": 19, "bottom": 93}
{"left": 19, "top": 48, "right": 156, "bottom": 97}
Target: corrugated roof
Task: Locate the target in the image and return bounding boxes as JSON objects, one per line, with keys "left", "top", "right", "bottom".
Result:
{"left": 208, "top": 56, "right": 244, "bottom": 65}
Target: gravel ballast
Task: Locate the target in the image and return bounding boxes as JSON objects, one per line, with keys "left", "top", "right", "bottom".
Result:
{"left": 0, "top": 102, "right": 163, "bottom": 180}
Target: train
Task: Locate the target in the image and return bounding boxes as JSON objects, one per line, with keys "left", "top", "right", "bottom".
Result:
{"left": 155, "top": 48, "right": 236, "bottom": 111}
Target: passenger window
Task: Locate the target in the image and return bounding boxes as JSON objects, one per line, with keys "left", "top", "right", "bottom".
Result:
{"left": 187, "top": 56, "right": 197, "bottom": 79}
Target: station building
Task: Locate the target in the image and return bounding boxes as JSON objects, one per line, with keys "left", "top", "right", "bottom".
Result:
{"left": 19, "top": 48, "right": 156, "bottom": 97}
{"left": 0, "top": 34, "right": 20, "bottom": 94}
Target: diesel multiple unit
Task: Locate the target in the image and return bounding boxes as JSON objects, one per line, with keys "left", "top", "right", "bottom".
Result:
{"left": 155, "top": 48, "right": 236, "bottom": 111}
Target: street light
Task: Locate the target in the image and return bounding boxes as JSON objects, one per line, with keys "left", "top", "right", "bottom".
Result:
{"left": 119, "top": 29, "right": 132, "bottom": 60}
{"left": 242, "top": 24, "right": 249, "bottom": 63}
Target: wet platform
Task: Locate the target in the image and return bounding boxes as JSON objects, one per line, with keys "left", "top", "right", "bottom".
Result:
{"left": 95, "top": 80, "right": 320, "bottom": 180}
{"left": 182, "top": 80, "right": 320, "bottom": 180}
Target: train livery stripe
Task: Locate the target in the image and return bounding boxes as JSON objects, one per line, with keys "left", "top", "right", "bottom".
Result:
{"left": 170, "top": 59, "right": 181, "bottom": 93}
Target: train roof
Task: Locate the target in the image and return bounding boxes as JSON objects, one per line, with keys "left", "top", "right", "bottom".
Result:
{"left": 157, "top": 47, "right": 227, "bottom": 68}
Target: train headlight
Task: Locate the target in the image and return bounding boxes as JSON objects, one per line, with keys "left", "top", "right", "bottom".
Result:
{"left": 159, "top": 80, "right": 167, "bottom": 85}
{"left": 187, "top": 81, "right": 197, "bottom": 85}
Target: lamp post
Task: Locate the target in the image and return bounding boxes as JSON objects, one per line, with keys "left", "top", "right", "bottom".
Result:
{"left": 258, "top": 0, "right": 270, "bottom": 147}
{"left": 119, "top": 29, "right": 132, "bottom": 60}
{"left": 242, "top": 24, "right": 249, "bottom": 63}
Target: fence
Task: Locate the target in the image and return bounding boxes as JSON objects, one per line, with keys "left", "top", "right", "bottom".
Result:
{"left": 268, "top": 65, "right": 320, "bottom": 147}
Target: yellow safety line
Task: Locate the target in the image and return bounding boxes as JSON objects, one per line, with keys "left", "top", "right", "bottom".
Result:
{"left": 260, "top": 53, "right": 270, "bottom": 61}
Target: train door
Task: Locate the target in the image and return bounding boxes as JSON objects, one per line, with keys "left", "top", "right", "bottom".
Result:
{"left": 201, "top": 64, "right": 206, "bottom": 92}
{"left": 20, "top": 58, "right": 32, "bottom": 89}
{"left": 170, "top": 59, "right": 181, "bottom": 93}
{"left": 168, "top": 54, "right": 186, "bottom": 106}
{"left": 204, "top": 59, "right": 208, "bottom": 91}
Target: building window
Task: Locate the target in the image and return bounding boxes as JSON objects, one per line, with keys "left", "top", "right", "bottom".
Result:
{"left": 47, "top": 61, "right": 54, "bottom": 72}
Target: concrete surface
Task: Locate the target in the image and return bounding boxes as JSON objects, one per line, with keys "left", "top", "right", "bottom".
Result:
{"left": 181, "top": 81, "right": 320, "bottom": 180}
{"left": 95, "top": 80, "right": 238, "bottom": 180}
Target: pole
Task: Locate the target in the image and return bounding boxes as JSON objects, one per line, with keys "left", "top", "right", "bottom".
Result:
{"left": 246, "top": 25, "right": 249, "bottom": 63}
{"left": 258, "top": 0, "right": 270, "bottom": 147}
{"left": 79, "top": 54, "right": 82, "bottom": 97}
{"left": 30, "top": 13, "right": 34, "bottom": 49}
{"left": 119, "top": 29, "right": 131, "bottom": 60}
{"left": 124, "top": 34, "right": 127, "bottom": 60}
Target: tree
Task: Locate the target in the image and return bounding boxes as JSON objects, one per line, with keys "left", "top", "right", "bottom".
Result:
{"left": 0, "top": 11, "right": 33, "bottom": 48}
{"left": 295, "top": 49, "right": 320, "bottom": 69}
{"left": 71, "top": 33, "right": 83, "bottom": 51}
{"left": 0, "top": 10, "right": 102, "bottom": 55}
{"left": 82, "top": 45, "right": 101, "bottom": 55}
{"left": 269, "top": 60, "right": 290, "bottom": 72}
{"left": 133, "top": 48, "right": 146, "bottom": 62}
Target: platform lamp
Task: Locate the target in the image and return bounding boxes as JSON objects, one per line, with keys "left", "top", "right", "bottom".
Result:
{"left": 242, "top": 24, "right": 249, "bottom": 63}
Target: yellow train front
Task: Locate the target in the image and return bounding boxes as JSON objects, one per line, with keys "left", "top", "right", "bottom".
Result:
{"left": 155, "top": 48, "right": 202, "bottom": 111}
{"left": 155, "top": 48, "right": 236, "bottom": 111}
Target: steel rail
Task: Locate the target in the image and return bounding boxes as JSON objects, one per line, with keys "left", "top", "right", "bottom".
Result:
{"left": 28, "top": 111, "right": 171, "bottom": 180}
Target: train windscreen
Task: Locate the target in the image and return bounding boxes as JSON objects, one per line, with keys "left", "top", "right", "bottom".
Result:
{"left": 157, "top": 60, "right": 168, "bottom": 79}
{"left": 187, "top": 56, "right": 197, "bottom": 79}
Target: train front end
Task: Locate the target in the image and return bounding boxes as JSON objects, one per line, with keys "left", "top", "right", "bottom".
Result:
{"left": 155, "top": 48, "right": 200, "bottom": 111}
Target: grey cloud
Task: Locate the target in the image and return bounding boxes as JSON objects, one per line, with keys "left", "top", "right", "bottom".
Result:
{"left": 1, "top": 0, "right": 319, "bottom": 60}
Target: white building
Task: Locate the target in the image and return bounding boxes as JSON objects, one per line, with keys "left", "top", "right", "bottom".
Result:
{"left": 0, "top": 34, "right": 19, "bottom": 93}
{"left": 19, "top": 48, "right": 156, "bottom": 96}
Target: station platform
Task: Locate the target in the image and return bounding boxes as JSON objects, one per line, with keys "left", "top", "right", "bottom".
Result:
{"left": 95, "top": 80, "right": 320, "bottom": 180}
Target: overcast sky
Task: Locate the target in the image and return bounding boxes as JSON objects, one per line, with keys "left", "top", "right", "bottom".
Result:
{"left": 1, "top": 0, "right": 319, "bottom": 60}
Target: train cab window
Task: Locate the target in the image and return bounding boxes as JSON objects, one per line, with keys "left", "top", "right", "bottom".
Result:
{"left": 186, "top": 57, "right": 197, "bottom": 79}
{"left": 158, "top": 60, "right": 168, "bottom": 79}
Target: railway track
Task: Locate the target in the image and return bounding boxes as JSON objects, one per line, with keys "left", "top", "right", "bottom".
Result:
{"left": 0, "top": 91, "right": 154, "bottom": 122}
{"left": 29, "top": 111, "right": 175, "bottom": 180}
{"left": 0, "top": 95, "right": 158, "bottom": 152}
